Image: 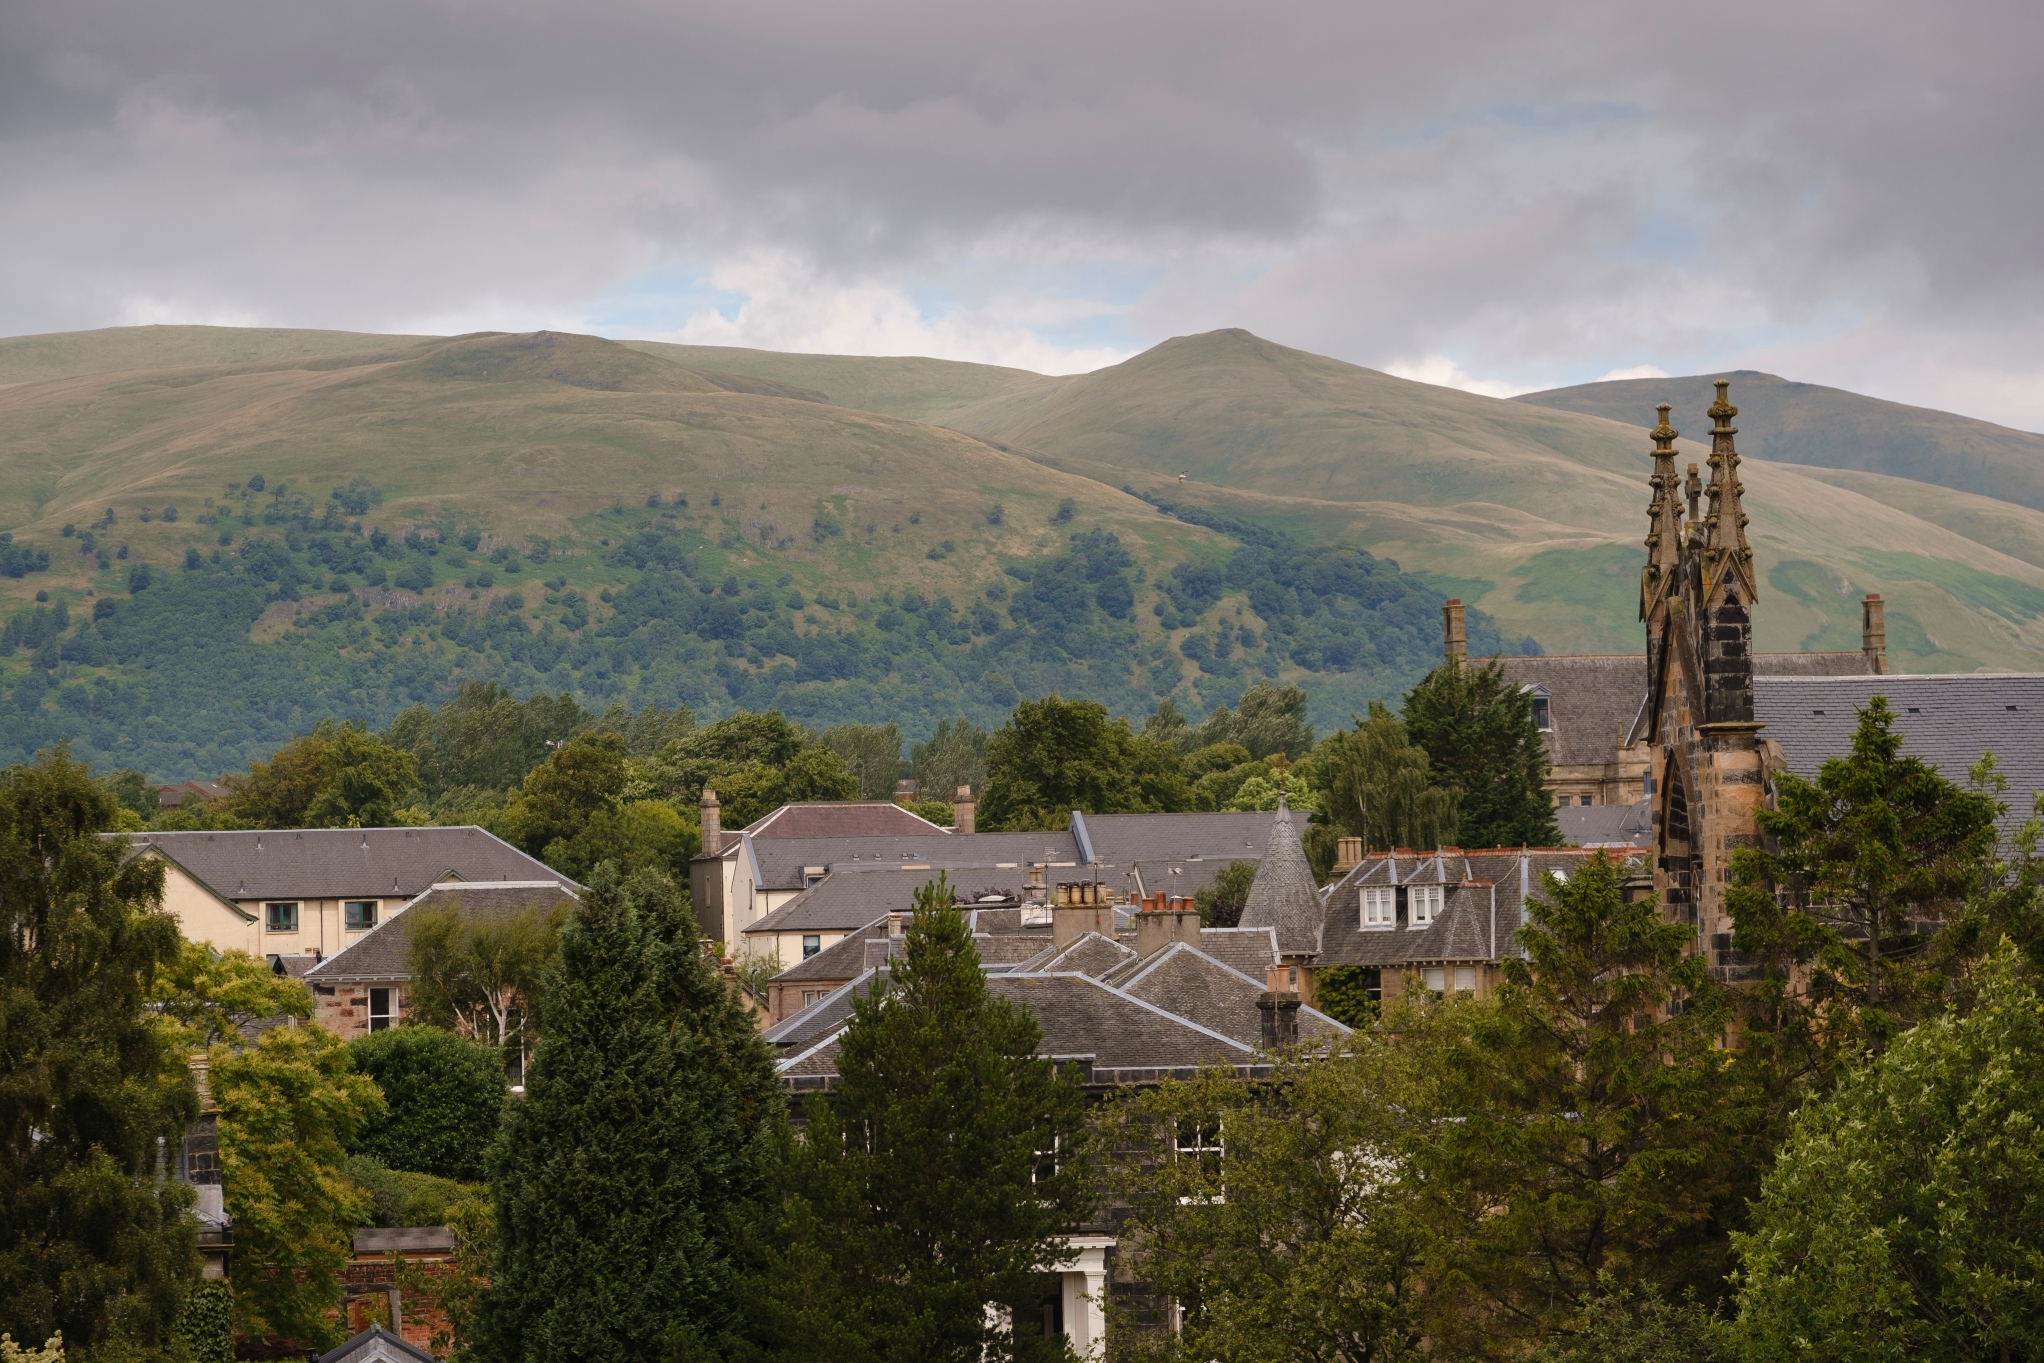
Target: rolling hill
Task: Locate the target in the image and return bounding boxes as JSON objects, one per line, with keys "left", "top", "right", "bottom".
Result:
{"left": 6, "top": 321, "right": 2044, "bottom": 779}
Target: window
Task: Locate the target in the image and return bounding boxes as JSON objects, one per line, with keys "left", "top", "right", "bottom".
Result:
{"left": 1409, "top": 884, "right": 1442, "bottom": 928}
{"left": 1033, "top": 1135, "right": 1061, "bottom": 1184}
{"left": 1361, "top": 886, "right": 1395, "bottom": 929}
{"left": 1531, "top": 694, "right": 1553, "bottom": 730}
{"left": 344, "top": 900, "right": 378, "bottom": 931}
{"left": 265, "top": 902, "right": 299, "bottom": 933}
{"left": 802, "top": 934, "right": 821, "bottom": 959}
{"left": 1453, "top": 966, "right": 1477, "bottom": 993}
{"left": 1580, "top": 795, "right": 1594, "bottom": 807}
{"left": 368, "top": 988, "right": 395, "bottom": 1032}
{"left": 1421, "top": 966, "right": 1446, "bottom": 994}
{"left": 801, "top": 989, "right": 824, "bottom": 1007}
{"left": 1175, "top": 1119, "right": 1225, "bottom": 1203}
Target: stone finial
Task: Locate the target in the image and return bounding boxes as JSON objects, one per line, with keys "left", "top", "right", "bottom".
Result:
{"left": 1702, "top": 378, "right": 1758, "bottom": 604}
{"left": 1442, "top": 598, "right": 1466, "bottom": 660}
{"left": 1685, "top": 462, "right": 1703, "bottom": 524}
{"left": 1642, "top": 402, "right": 1684, "bottom": 624}
{"left": 1862, "top": 594, "right": 1888, "bottom": 675}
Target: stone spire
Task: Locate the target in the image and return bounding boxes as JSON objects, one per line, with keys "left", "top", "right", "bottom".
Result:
{"left": 1237, "top": 799, "right": 1323, "bottom": 958}
{"left": 1641, "top": 402, "right": 1684, "bottom": 625}
{"left": 1702, "top": 378, "right": 1758, "bottom": 605}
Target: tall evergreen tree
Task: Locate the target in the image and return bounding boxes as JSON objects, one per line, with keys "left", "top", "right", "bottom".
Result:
{"left": 742, "top": 876, "right": 1092, "bottom": 1362}
{"left": 1401, "top": 656, "right": 1558, "bottom": 848}
{"left": 1327, "top": 702, "right": 1461, "bottom": 852}
{"left": 0, "top": 751, "right": 199, "bottom": 1361}
{"left": 484, "top": 866, "right": 782, "bottom": 1363}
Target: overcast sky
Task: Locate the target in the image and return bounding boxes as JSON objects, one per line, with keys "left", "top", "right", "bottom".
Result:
{"left": 5, "top": 1, "right": 2042, "bottom": 427}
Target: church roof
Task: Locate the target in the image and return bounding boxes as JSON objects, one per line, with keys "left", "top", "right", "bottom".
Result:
{"left": 1236, "top": 802, "right": 1322, "bottom": 957}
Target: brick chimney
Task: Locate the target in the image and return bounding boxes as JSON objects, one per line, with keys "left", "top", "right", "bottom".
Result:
{"left": 1257, "top": 961, "right": 1301, "bottom": 1048}
{"left": 1134, "top": 893, "right": 1201, "bottom": 956}
{"left": 1442, "top": 598, "right": 1466, "bottom": 660}
{"left": 953, "top": 784, "right": 975, "bottom": 834}
{"left": 700, "top": 787, "right": 721, "bottom": 854}
{"left": 1862, "top": 593, "right": 1888, "bottom": 675}
{"left": 1052, "top": 881, "right": 1116, "bottom": 946}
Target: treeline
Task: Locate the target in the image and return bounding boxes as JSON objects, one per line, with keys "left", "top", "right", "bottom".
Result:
{"left": 117, "top": 659, "right": 1558, "bottom": 900}
{"left": 0, "top": 488, "right": 1528, "bottom": 777}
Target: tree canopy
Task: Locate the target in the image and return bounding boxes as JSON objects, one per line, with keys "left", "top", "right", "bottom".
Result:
{"left": 1401, "top": 656, "right": 1557, "bottom": 849}
{"left": 979, "top": 695, "right": 1186, "bottom": 831}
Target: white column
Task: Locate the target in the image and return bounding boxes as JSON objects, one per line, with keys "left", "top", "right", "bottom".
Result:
{"left": 1053, "top": 1237, "right": 1115, "bottom": 1360}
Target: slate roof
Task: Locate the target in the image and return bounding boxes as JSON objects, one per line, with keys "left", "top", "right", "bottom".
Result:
{"left": 318, "top": 1324, "right": 436, "bottom": 1363}
{"left": 1756, "top": 672, "right": 2044, "bottom": 837}
{"left": 741, "top": 801, "right": 951, "bottom": 839}
{"left": 741, "top": 868, "right": 948, "bottom": 938}
{"left": 124, "top": 826, "right": 567, "bottom": 902}
{"left": 306, "top": 881, "right": 576, "bottom": 983}
{"left": 1557, "top": 798, "right": 1654, "bottom": 847}
{"left": 770, "top": 918, "right": 889, "bottom": 981}
{"left": 1075, "top": 810, "right": 1274, "bottom": 865}
{"left": 1114, "top": 942, "right": 1347, "bottom": 1047}
{"left": 1192, "top": 926, "right": 1281, "bottom": 979}
{"left": 993, "top": 973, "right": 1255, "bottom": 1069}
{"left": 1028, "top": 931, "right": 1138, "bottom": 979}
{"left": 1122, "top": 858, "right": 1258, "bottom": 903}
{"left": 1319, "top": 885, "right": 1499, "bottom": 968}
{"left": 1237, "top": 803, "right": 1323, "bottom": 956}
{"left": 744, "top": 831, "right": 1082, "bottom": 891}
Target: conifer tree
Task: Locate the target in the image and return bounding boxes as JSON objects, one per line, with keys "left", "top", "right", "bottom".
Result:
{"left": 483, "top": 866, "right": 781, "bottom": 1363}
{"left": 743, "top": 876, "right": 1092, "bottom": 1362}
{"left": 1402, "top": 656, "right": 1558, "bottom": 848}
{"left": 0, "top": 751, "right": 199, "bottom": 1361}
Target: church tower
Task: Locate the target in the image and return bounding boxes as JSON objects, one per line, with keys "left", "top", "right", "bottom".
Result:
{"left": 1643, "top": 380, "right": 1771, "bottom": 980}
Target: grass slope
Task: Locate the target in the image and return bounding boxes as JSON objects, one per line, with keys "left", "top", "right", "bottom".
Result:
{"left": 620, "top": 340, "right": 1054, "bottom": 423}
{"left": 930, "top": 330, "right": 2044, "bottom": 669}
{"left": 1516, "top": 370, "right": 2044, "bottom": 513}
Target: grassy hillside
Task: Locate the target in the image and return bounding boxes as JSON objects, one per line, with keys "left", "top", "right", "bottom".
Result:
{"left": 621, "top": 340, "right": 1054, "bottom": 423}
{"left": 0, "top": 330, "right": 1491, "bottom": 776}
{"left": 0, "top": 324, "right": 421, "bottom": 387}
{"left": 1516, "top": 370, "right": 2044, "bottom": 513}
{"left": 931, "top": 329, "right": 2044, "bottom": 668}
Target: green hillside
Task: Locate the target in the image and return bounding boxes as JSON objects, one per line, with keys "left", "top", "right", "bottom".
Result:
{"left": 929, "top": 330, "right": 2044, "bottom": 668}
{"left": 620, "top": 339, "right": 1054, "bottom": 422}
{"left": 1516, "top": 370, "right": 2044, "bottom": 513}
{"left": 0, "top": 329, "right": 1498, "bottom": 777}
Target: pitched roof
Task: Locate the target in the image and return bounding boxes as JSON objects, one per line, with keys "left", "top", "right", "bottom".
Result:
{"left": 1075, "top": 811, "right": 1274, "bottom": 865}
{"left": 306, "top": 881, "right": 576, "bottom": 983}
{"left": 741, "top": 801, "right": 951, "bottom": 839}
{"left": 1756, "top": 672, "right": 2044, "bottom": 837}
{"left": 318, "top": 1324, "right": 436, "bottom": 1363}
{"left": 741, "top": 868, "right": 951, "bottom": 937}
{"left": 1237, "top": 803, "right": 1322, "bottom": 956}
{"left": 1192, "top": 925, "right": 1280, "bottom": 979}
{"left": 743, "top": 830, "right": 1082, "bottom": 891}
{"left": 1113, "top": 942, "right": 1348, "bottom": 1047}
{"left": 123, "top": 826, "right": 567, "bottom": 902}
{"left": 1029, "top": 931, "right": 1138, "bottom": 979}
{"left": 1557, "top": 798, "right": 1653, "bottom": 847}
{"left": 1319, "top": 885, "right": 1498, "bottom": 968}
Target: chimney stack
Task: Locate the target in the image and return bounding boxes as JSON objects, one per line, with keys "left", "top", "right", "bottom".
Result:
{"left": 1257, "top": 961, "right": 1301, "bottom": 1048}
{"left": 1052, "top": 883, "right": 1116, "bottom": 946}
{"left": 1333, "top": 836, "right": 1363, "bottom": 874}
{"left": 953, "top": 784, "right": 975, "bottom": 834}
{"left": 1442, "top": 598, "right": 1466, "bottom": 660}
{"left": 1862, "top": 594, "right": 1888, "bottom": 675}
{"left": 699, "top": 788, "right": 721, "bottom": 854}
{"left": 1134, "top": 893, "right": 1203, "bottom": 956}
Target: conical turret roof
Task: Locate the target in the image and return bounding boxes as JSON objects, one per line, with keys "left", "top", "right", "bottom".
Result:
{"left": 1237, "top": 800, "right": 1323, "bottom": 957}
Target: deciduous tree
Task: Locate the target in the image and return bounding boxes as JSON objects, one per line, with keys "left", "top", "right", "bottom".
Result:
{"left": 347, "top": 1027, "right": 506, "bottom": 1182}
{"left": 404, "top": 897, "right": 565, "bottom": 1078}
{"left": 1325, "top": 703, "right": 1460, "bottom": 853}
{"left": 980, "top": 695, "right": 1185, "bottom": 830}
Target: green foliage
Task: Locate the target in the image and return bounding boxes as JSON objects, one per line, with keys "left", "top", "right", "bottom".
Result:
{"left": 818, "top": 722, "right": 903, "bottom": 800}
{"left": 910, "top": 718, "right": 988, "bottom": 802}
{"left": 1099, "top": 1042, "right": 1432, "bottom": 1363}
{"left": 1733, "top": 946, "right": 2044, "bottom": 1362}
{"left": 0, "top": 750, "right": 200, "bottom": 1363}
{"left": 403, "top": 897, "right": 566, "bottom": 1079}
{"left": 347, "top": 1027, "right": 507, "bottom": 1182}
{"left": 1530, "top": 1278, "right": 1733, "bottom": 1363}
{"left": 1324, "top": 702, "right": 1459, "bottom": 852}
{"left": 648, "top": 710, "right": 859, "bottom": 827}
{"left": 550, "top": 799, "right": 699, "bottom": 883}
{"left": 979, "top": 695, "right": 1186, "bottom": 831}
{"left": 507, "top": 732, "right": 627, "bottom": 858}
{"left": 212, "top": 1022, "right": 384, "bottom": 1349}
{"left": 149, "top": 941, "right": 312, "bottom": 1049}
{"left": 343, "top": 1154, "right": 484, "bottom": 1228}
{"left": 1728, "top": 696, "right": 2001, "bottom": 1033}
{"left": 1414, "top": 854, "right": 1754, "bottom": 1352}
{"left": 900, "top": 797, "right": 956, "bottom": 827}
{"left": 738, "top": 876, "right": 1091, "bottom": 1362}
{"left": 216, "top": 718, "right": 419, "bottom": 828}
{"left": 1186, "top": 683, "right": 1315, "bottom": 760}
{"left": 1401, "top": 655, "right": 1558, "bottom": 849}
{"left": 395, "top": 1194, "right": 493, "bottom": 1363}
{"left": 484, "top": 868, "right": 783, "bottom": 1362}
{"left": 1194, "top": 860, "right": 1258, "bottom": 929}
{"left": 1311, "top": 965, "right": 1380, "bottom": 1028}
{"left": 388, "top": 682, "right": 591, "bottom": 800}
{"left": 172, "top": 1281, "right": 235, "bottom": 1363}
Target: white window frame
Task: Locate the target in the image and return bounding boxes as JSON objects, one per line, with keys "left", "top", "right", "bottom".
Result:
{"left": 1360, "top": 886, "right": 1395, "bottom": 930}
{"left": 368, "top": 987, "right": 397, "bottom": 1032}
{"left": 1175, "top": 1119, "right": 1225, "bottom": 1204}
{"left": 1453, "top": 965, "right": 1477, "bottom": 993}
{"left": 344, "top": 900, "right": 378, "bottom": 931}
{"left": 265, "top": 901, "right": 299, "bottom": 933}
{"left": 1421, "top": 966, "right": 1446, "bottom": 995}
{"left": 1409, "top": 884, "right": 1443, "bottom": 928}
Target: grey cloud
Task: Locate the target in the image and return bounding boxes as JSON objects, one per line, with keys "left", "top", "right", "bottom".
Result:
{"left": 1, "top": 0, "right": 2040, "bottom": 420}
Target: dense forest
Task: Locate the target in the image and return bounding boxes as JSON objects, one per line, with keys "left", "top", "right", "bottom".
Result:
{"left": 0, "top": 480, "right": 1529, "bottom": 778}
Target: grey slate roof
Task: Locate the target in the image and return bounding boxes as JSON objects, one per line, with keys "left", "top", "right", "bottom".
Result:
{"left": 318, "top": 1324, "right": 436, "bottom": 1363}
{"left": 1193, "top": 926, "right": 1281, "bottom": 979}
{"left": 1114, "top": 942, "right": 1348, "bottom": 1048}
{"left": 1030, "top": 931, "right": 1138, "bottom": 979}
{"left": 991, "top": 973, "right": 1255, "bottom": 1069}
{"left": 1756, "top": 672, "right": 2044, "bottom": 837}
{"left": 1237, "top": 803, "right": 1322, "bottom": 956}
{"left": 1076, "top": 811, "right": 1273, "bottom": 865}
{"left": 771, "top": 918, "right": 889, "bottom": 981}
{"left": 306, "top": 881, "right": 576, "bottom": 983}
{"left": 1557, "top": 798, "right": 1653, "bottom": 847}
{"left": 745, "top": 831, "right": 1082, "bottom": 892}
{"left": 1319, "top": 885, "right": 1499, "bottom": 968}
{"left": 125, "top": 826, "right": 566, "bottom": 902}
{"left": 741, "top": 868, "right": 947, "bottom": 937}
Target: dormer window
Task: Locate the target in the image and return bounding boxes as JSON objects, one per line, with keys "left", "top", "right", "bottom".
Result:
{"left": 1361, "top": 886, "right": 1395, "bottom": 930}
{"left": 1530, "top": 692, "right": 1553, "bottom": 731}
{"left": 1409, "top": 884, "right": 1442, "bottom": 928}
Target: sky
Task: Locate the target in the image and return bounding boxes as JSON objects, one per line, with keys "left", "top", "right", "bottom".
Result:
{"left": 5, "top": 1, "right": 2042, "bottom": 428}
